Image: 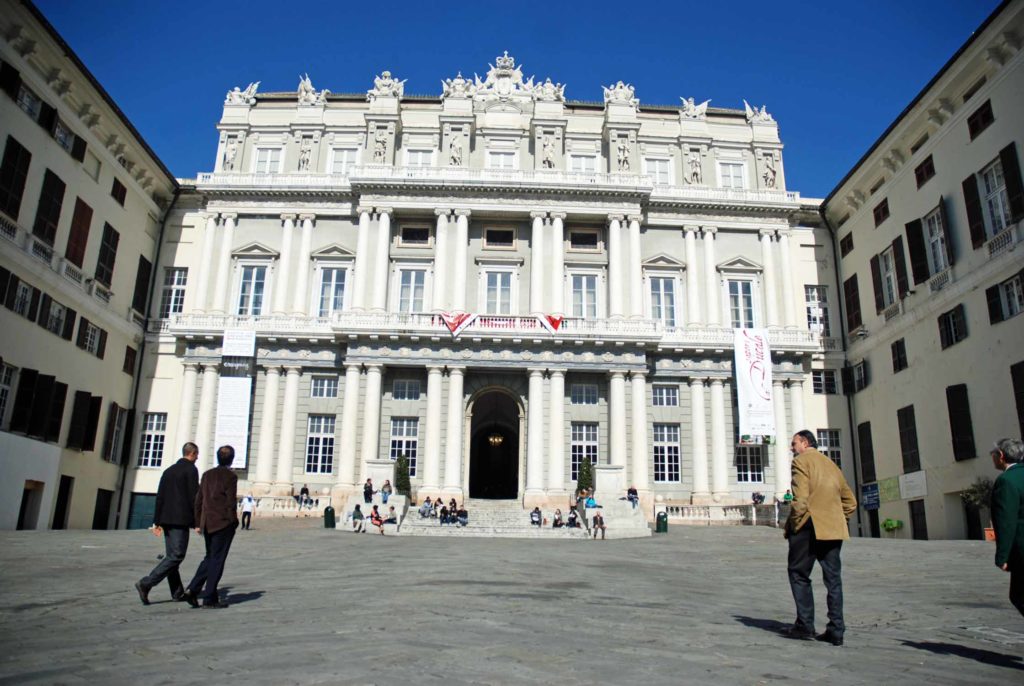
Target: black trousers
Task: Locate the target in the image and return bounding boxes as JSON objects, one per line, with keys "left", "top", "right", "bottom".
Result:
{"left": 187, "top": 525, "right": 235, "bottom": 604}
{"left": 141, "top": 526, "right": 189, "bottom": 596}
{"left": 787, "top": 520, "right": 845, "bottom": 636}
{"left": 241, "top": 511, "right": 252, "bottom": 529}
{"left": 1010, "top": 565, "right": 1024, "bottom": 617}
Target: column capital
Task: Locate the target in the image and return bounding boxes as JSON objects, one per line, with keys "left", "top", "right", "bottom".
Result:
{"left": 445, "top": 365, "right": 466, "bottom": 374}
{"left": 549, "top": 212, "right": 567, "bottom": 221}
{"left": 607, "top": 214, "right": 625, "bottom": 224}
{"left": 776, "top": 227, "right": 793, "bottom": 238}
{"left": 702, "top": 226, "right": 717, "bottom": 236}
{"left": 528, "top": 367, "right": 546, "bottom": 378}
{"left": 426, "top": 365, "right": 445, "bottom": 374}
{"left": 453, "top": 208, "right": 471, "bottom": 218}
{"left": 708, "top": 377, "right": 725, "bottom": 386}
{"left": 434, "top": 208, "right": 452, "bottom": 217}
{"left": 280, "top": 213, "right": 297, "bottom": 222}
{"left": 375, "top": 208, "right": 393, "bottom": 217}
{"left": 772, "top": 378, "right": 785, "bottom": 388}
{"left": 548, "top": 367, "right": 568, "bottom": 377}
{"left": 356, "top": 206, "right": 373, "bottom": 216}
{"left": 529, "top": 211, "right": 548, "bottom": 220}
{"left": 220, "top": 212, "right": 238, "bottom": 221}
{"left": 200, "top": 362, "right": 220, "bottom": 373}
{"left": 626, "top": 214, "right": 643, "bottom": 224}
{"left": 200, "top": 212, "right": 219, "bottom": 223}
{"left": 262, "top": 364, "right": 282, "bottom": 375}
{"left": 181, "top": 361, "right": 200, "bottom": 373}
{"left": 282, "top": 365, "right": 303, "bottom": 375}
{"left": 683, "top": 225, "right": 701, "bottom": 234}
{"left": 629, "top": 368, "right": 647, "bottom": 378}
{"left": 298, "top": 213, "right": 316, "bottom": 222}
{"left": 758, "top": 228, "right": 777, "bottom": 239}
{"left": 364, "top": 362, "right": 384, "bottom": 371}
{"left": 608, "top": 369, "right": 627, "bottom": 379}
{"left": 688, "top": 375, "right": 708, "bottom": 385}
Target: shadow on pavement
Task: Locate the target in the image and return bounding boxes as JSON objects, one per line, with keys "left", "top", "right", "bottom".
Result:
{"left": 733, "top": 615, "right": 791, "bottom": 633}
{"left": 901, "top": 641, "right": 1024, "bottom": 670}
{"left": 219, "top": 587, "right": 265, "bottom": 605}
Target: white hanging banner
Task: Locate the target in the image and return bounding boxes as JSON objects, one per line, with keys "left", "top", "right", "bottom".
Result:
{"left": 214, "top": 376, "right": 252, "bottom": 469}
{"left": 734, "top": 328, "right": 775, "bottom": 438}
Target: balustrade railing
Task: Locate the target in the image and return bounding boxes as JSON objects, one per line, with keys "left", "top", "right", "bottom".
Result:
{"left": 928, "top": 266, "right": 952, "bottom": 293}
{"left": 987, "top": 225, "right": 1018, "bottom": 258}
{"left": 662, "top": 503, "right": 784, "bottom": 527}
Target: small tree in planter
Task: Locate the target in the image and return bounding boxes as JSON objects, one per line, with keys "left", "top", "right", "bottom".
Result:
{"left": 881, "top": 518, "right": 903, "bottom": 537}
{"left": 961, "top": 477, "right": 995, "bottom": 539}
{"left": 395, "top": 454, "right": 412, "bottom": 499}
{"left": 576, "top": 457, "right": 594, "bottom": 495}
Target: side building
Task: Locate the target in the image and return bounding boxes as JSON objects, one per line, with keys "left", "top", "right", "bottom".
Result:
{"left": 125, "top": 56, "right": 850, "bottom": 526}
{"left": 0, "top": 0, "right": 177, "bottom": 529}
{"left": 823, "top": 0, "right": 1024, "bottom": 539}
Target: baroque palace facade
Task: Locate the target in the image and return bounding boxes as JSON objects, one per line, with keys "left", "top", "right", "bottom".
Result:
{"left": 124, "top": 53, "right": 848, "bottom": 526}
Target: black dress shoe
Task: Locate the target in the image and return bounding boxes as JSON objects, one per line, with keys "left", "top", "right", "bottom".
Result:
{"left": 182, "top": 590, "right": 199, "bottom": 608}
{"left": 134, "top": 580, "right": 150, "bottom": 606}
{"left": 780, "top": 625, "right": 816, "bottom": 640}
{"left": 815, "top": 631, "right": 844, "bottom": 646}
{"left": 171, "top": 590, "right": 186, "bottom": 602}
{"left": 201, "top": 601, "right": 229, "bottom": 609}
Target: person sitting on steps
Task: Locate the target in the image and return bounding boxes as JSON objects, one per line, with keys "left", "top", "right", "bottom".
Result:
{"left": 439, "top": 505, "right": 450, "bottom": 526}
{"left": 592, "top": 511, "right": 607, "bottom": 540}
{"left": 350, "top": 504, "right": 365, "bottom": 533}
{"left": 370, "top": 505, "right": 385, "bottom": 534}
{"left": 530, "top": 507, "right": 542, "bottom": 527}
{"left": 456, "top": 505, "right": 468, "bottom": 527}
{"left": 552, "top": 509, "right": 564, "bottom": 528}
{"left": 384, "top": 506, "right": 398, "bottom": 524}
{"left": 418, "top": 497, "right": 433, "bottom": 518}
{"left": 567, "top": 507, "right": 580, "bottom": 529}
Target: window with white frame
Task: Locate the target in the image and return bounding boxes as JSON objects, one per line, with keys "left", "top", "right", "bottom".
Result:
{"left": 571, "top": 273, "right": 599, "bottom": 319}
{"left": 317, "top": 266, "right": 347, "bottom": 317}
{"left": 923, "top": 208, "right": 949, "bottom": 275}
{"left": 981, "top": 159, "right": 1012, "bottom": 236}
{"left": 804, "top": 285, "right": 831, "bottom": 337}
{"left": 44, "top": 300, "right": 67, "bottom": 336}
{"left": 397, "top": 269, "right": 426, "bottom": 313}
{"left": 393, "top": 379, "right": 421, "bottom": 400}
{"left": 817, "top": 429, "right": 842, "bottom": 467}
{"left": 487, "top": 150, "right": 516, "bottom": 170}
{"left": 880, "top": 246, "right": 898, "bottom": 308}
{"left": 653, "top": 423, "right": 681, "bottom": 482}
{"left": 484, "top": 271, "right": 513, "bottom": 315}
{"left": 727, "top": 279, "right": 756, "bottom": 328}
{"left": 311, "top": 376, "right": 339, "bottom": 398}
{"left": 16, "top": 84, "right": 42, "bottom": 120}
{"left": 735, "top": 444, "right": 764, "bottom": 482}
{"left": 82, "top": 320, "right": 103, "bottom": 356}
{"left": 570, "top": 383, "right": 598, "bottom": 405}
{"left": 53, "top": 120, "right": 75, "bottom": 154}
{"left": 389, "top": 417, "right": 419, "bottom": 476}
{"left": 405, "top": 149, "right": 434, "bottom": 168}
{"left": 104, "top": 405, "right": 128, "bottom": 464}
{"left": 811, "top": 370, "right": 838, "bottom": 395}
{"left": 137, "top": 413, "right": 167, "bottom": 468}
{"left": 1000, "top": 274, "right": 1024, "bottom": 319}
{"left": 650, "top": 275, "right": 679, "bottom": 327}
{"left": 253, "top": 147, "right": 283, "bottom": 174}
{"left": 718, "top": 162, "right": 746, "bottom": 189}
{"left": 237, "top": 265, "right": 268, "bottom": 316}
{"left": 330, "top": 148, "right": 359, "bottom": 175}
{"left": 569, "top": 154, "right": 597, "bottom": 174}
{"left": 645, "top": 158, "right": 672, "bottom": 185}
{"left": 305, "top": 415, "right": 335, "bottom": 474}
{"left": 12, "top": 281, "right": 31, "bottom": 316}
{"left": 160, "top": 268, "right": 188, "bottom": 318}
{"left": 570, "top": 422, "right": 598, "bottom": 480}
{"left": 0, "top": 364, "right": 15, "bottom": 429}
{"left": 652, "top": 384, "right": 679, "bottom": 406}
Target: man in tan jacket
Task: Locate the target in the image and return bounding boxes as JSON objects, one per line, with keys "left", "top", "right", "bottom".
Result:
{"left": 782, "top": 430, "right": 857, "bottom": 646}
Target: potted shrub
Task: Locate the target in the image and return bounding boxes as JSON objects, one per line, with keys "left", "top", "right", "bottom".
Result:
{"left": 881, "top": 518, "right": 903, "bottom": 537}
{"left": 395, "top": 454, "right": 412, "bottom": 499}
{"left": 577, "top": 457, "right": 594, "bottom": 495}
{"left": 960, "top": 477, "right": 995, "bottom": 541}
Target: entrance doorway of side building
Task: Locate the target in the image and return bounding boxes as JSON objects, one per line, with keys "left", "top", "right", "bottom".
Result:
{"left": 468, "top": 388, "right": 523, "bottom": 499}
{"left": 17, "top": 480, "right": 45, "bottom": 530}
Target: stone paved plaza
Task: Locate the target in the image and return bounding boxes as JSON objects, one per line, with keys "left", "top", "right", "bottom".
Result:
{"left": 0, "top": 520, "right": 1022, "bottom": 685}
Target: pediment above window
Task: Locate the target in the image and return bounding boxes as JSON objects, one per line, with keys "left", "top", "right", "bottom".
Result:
{"left": 311, "top": 243, "right": 355, "bottom": 259}
{"left": 717, "top": 256, "right": 762, "bottom": 273}
{"left": 231, "top": 241, "right": 279, "bottom": 258}
{"left": 643, "top": 253, "right": 686, "bottom": 269}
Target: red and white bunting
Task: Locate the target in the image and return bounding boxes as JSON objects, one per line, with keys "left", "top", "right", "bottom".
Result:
{"left": 537, "top": 314, "right": 564, "bottom": 334}
{"left": 439, "top": 312, "right": 478, "bottom": 338}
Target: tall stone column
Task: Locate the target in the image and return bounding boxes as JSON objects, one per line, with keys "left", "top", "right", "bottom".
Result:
{"left": 529, "top": 212, "right": 546, "bottom": 315}
{"left": 372, "top": 210, "right": 392, "bottom": 312}
{"left": 773, "top": 379, "right": 790, "bottom": 498}
{"left": 420, "top": 365, "right": 444, "bottom": 497}
{"left": 684, "top": 226, "right": 701, "bottom": 325}
{"left": 273, "top": 214, "right": 296, "bottom": 315}
{"left": 690, "top": 378, "right": 710, "bottom": 498}
{"left": 710, "top": 378, "right": 729, "bottom": 499}
{"left": 608, "top": 370, "right": 627, "bottom": 467}
{"left": 630, "top": 370, "right": 649, "bottom": 491}
{"left": 174, "top": 362, "right": 199, "bottom": 451}
{"left": 452, "top": 210, "right": 470, "bottom": 311}
{"left": 291, "top": 214, "right": 314, "bottom": 315}
{"left": 210, "top": 213, "right": 236, "bottom": 314}
{"left": 789, "top": 378, "right": 805, "bottom": 434}
{"left": 777, "top": 229, "right": 797, "bottom": 328}
{"left": 359, "top": 364, "right": 383, "bottom": 480}
{"left": 273, "top": 366, "right": 302, "bottom": 494}
{"left": 432, "top": 210, "right": 450, "bottom": 312}
{"left": 194, "top": 363, "right": 219, "bottom": 472}
{"left": 760, "top": 229, "right": 779, "bottom": 328}
{"left": 193, "top": 213, "right": 218, "bottom": 313}
{"left": 628, "top": 215, "right": 643, "bottom": 319}
{"left": 550, "top": 213, "right": 565, "bottom": 316}
{"left": 442, "top": 367, "right": 465, "bottom": 499}
{"left": 703, "top": 227, "right": 720, "bottom": 326}
{"left": 607, "top": 215, "right": 625, "bottom": 319}
{"left": 547, "top": 368, "right": 566, "bottom": 495}
{"left": 253, "top": 365, "right": 281, "bottom": 494}
{"left": 525, "top": 368, "right": 546, "bottom": 500}
{"left": 338, "top": 363, "right": 362, "bottom": 489}
{"left": 352, "top": 207, "right": 372, "bottom": 310}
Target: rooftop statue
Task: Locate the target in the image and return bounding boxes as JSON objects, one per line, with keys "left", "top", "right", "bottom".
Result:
{"left": 298, "top": 74, "right": 329, "bottom": 106}
{"left": 533, "top": 77, "right": 566, "bottom": 102}
{"left": 680, "top": 96, "right": 710, "bottom": 120}
{"left": 743, "top": 99, "right": 774, "bottom": 124}
{"left": 368, "top": 70, "right": 406, "bottom": 100}
{"left": 441, "top": 72, "right": 477, "bottom": 99}
{"left": 473, "top": 51, "right": 536, "bottom": 100}
{"left": 603, "top": 81, "right": 639, "bottom": 107}
{"left": 225, "top": 81, "right": 259, "bottom": 105}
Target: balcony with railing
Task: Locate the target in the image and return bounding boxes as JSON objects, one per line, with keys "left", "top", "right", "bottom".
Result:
{"left": 987, "top": 224, "right": 1019, "bottom": 258}
{"left": 928, "top": 266, "right": 953, "bottom": 293}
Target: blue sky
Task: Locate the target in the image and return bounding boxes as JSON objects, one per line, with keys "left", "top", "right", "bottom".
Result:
{"left": 36, "top": 0, "right": 1000, "bottom": 198}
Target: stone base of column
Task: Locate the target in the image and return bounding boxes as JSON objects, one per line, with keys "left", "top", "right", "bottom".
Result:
{"left": 416, "top": 486, "right": 443, "bottom": 504}
{"left": 251, "top": 481, "right": 273, "bottom": 497}
{"left": 330, "top": 483, "right": 358, "bottom": 510}
{"left": 690, "top": 492, "right": 715, "bottom": 505}
{"left": 270, "top": 482, "right": 294, "bottom": 497}
{"left": 712, "top": 491, "right": 731, "bottom": 503}
{"left": 522, "top": 490, "right": 548, "bottom": 510}
{"left": 440, "top": 486, "right": 465, "bottom": 503}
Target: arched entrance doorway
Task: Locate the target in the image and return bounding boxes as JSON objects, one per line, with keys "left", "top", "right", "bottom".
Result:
{"left": 468, "top": 389, "right": 521, "bottom": 499}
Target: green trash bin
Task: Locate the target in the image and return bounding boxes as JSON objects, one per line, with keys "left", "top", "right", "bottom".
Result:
{"left": 324, "top": 506, "right": 336, "bottom": 528}
{"left": 655, "top": 511, "right": 668, "bottom": 533}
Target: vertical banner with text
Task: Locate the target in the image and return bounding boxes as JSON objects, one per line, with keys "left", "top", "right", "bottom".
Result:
{"left": 734, "top": 328, "right": 775, "bottom": 440}
{"left": 215, "top": 329, "right": 256, "bottom": 469}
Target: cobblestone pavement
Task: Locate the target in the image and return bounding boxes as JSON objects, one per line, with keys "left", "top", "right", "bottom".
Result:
{"left": 0, "top": 520, "right": 1022, "bottom": 685}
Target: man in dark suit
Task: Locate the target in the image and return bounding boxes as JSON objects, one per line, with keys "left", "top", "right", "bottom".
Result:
{"left": 991, "top": 438, "right": 1024, "bottom": 617}
{"left": 134, "top": 442, "right": 200, "bottom": 605}
{"left": 183, "top": 445, "right": 239, "bottom": 609}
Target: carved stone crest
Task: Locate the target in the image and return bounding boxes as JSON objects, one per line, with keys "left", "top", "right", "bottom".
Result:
{"left": 441, "top": 72, "right": 476, "bottom": 99}
{"left": 603, "top": 81, "right": 639, "bottom": 107}
{"left": 532, "top": 77, "right": 565, "bottom": 102}
{"left": 368, "top": 70, "right": 406, "bottom": 101}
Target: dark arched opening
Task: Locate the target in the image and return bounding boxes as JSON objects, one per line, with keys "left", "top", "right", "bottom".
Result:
{"left": 468, "top": 390, "right": 520, "bottom": 499}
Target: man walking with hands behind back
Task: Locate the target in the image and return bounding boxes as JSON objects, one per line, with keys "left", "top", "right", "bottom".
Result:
{"left": 782, "top": 430, "right": 857, "bottom": 646}
{"left": 134, "top": 442, "right": 199, "bottom": 605}
{"left": 990, "top": 438, "right": 1024, "bottom": 617}
{"left": 183, "top": 445, "right": 239, "bottom": 609}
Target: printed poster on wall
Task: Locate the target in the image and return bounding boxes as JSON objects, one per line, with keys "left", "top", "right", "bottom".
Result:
{"left": 214, "top": 376, "right": 252, "bottom": 470}
{"left": 734, "top": 328, "right": 775, "bottom": 438}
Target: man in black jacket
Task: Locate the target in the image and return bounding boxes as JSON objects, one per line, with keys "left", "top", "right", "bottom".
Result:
{"left": 134, "top": 442, "right": 200, "bottom": 605}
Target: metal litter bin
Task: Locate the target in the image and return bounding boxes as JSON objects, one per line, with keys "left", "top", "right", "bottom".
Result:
{"left": 324, "top": 506, "right": 336, "bottom": 528}
{"left": 655, "top": 511, "right": 668, "bottom": 533}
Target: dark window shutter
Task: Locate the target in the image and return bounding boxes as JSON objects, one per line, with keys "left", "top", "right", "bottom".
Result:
{"left": 26, "top": 287, "right": 40, "bottom": 321}
{"left": 0, "top": 135, "right": 33, "bottom": 221}
{"left": 9, "top": 367, "right": 38, "bottom": 433}
{"left": 843, "top": 275, "right": 861, "bottom": 332}
{"left": 76, "top": 317, "right": 89, "bottom": 349}
{"left": 938, "top": 195, "right": 955, "bottom": 267}
{"left": 36, "top": 293, "right": 51, "bottom": 328}
{"left": 857, "top": 421, "right": 876, "bottom": 483}
{"left": 66, "top": 391, "right": 90, "bottom": 449}
{"left": 0, "top": 61, "right": 21, "bottom": 99}
{"left": 131, "top": 256, "right": 152, "bottom": 313}
{"left": 891, "top": 236, "right": 909, "bottom": 298}
{"left": 898, "top": 405, "right": 920, "bottom": 473}
{"left": 1011, "top": 360, "right": 1024, "bottom": 438}
{"left": 118, "top": 411, "right": 136, "bottom": 467}
{"left": 61, "top": 307, "right": 76, "bottom": 340}
{"left": 0, "top": 265, "right": 8, "bottom": 303}
{"left": 4, "top": 273, "right": 20, "bottom": 309}
{"left": 37, "top": 102, "right": 57, "bottom": 133}
{"left": 841, "top": 366, "right": 854, "bottom": 396}
{"left": 954, "top": 304, "right": 967, "bottom": 340}
{"left": 962, "top": 174, "right": 986, "bottom": 249}
{"left": 869, "top": 254, "right": 884, "bottom": 312}
{"left": 102, "top": 402, "right": 119, "bottom": 460}
{"left": 860, "top": 360, "right": 871, "bottom": 389}
{"left": 945, "top": 384, "right": 976, "bottom": 461}
{"left": 27, "top": 374, "right": 55, "bottom": 439}
{"left": 904, "top": 219, "right": 929, "bottom": 284}
{"left": 97, "top": 329, "right": 107, "bottom": 359}
{"left": 938, "top": 313, "right": 951, "bottom": 349}
{"left": 46, "top": 382, "right": 67, "bottom": 443}
{"left": 999, "top": 143, "right": 1024, "bottom": 222}
{"left": 987, "top": 285, "right": 1005, "bottom": 324}
{"left": 65, "top": 198, "right": 93, "bottom": 268}
{"left": 84, "top": 395, "right": 103, "bottom": 450}
{"left": 71, "top": 136, "right": 86, "bottom": 163}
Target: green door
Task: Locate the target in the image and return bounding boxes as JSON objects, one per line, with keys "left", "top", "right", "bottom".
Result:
{"left": 127, "top": 493, "right": 156, "bottom": 529}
